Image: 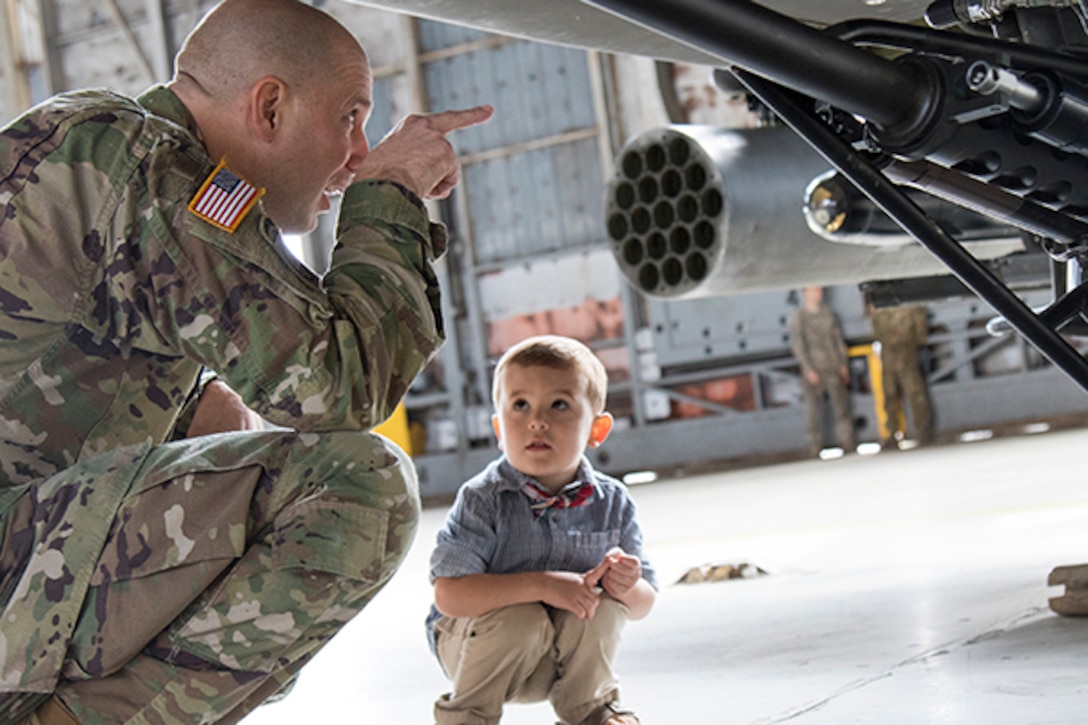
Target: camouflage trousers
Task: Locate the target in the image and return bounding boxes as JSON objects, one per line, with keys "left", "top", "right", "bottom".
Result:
{"left": 801, "top": 369, "right": 855, "bottom": 453}
{"left": 0, "top": 429, "right": 420, "bottom": 724}
{"left": 881, "top": 353, "right": 934, "bottom": 444}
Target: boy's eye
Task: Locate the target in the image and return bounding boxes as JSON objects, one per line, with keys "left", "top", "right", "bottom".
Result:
{"left": 551, "top": 399, "right": 570, "bottom": 411}
{"left": 512, "top": 398, "right": 529, "bottom": 411}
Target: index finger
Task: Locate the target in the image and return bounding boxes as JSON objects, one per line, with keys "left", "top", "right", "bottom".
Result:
{"left": 583, "top": 558, "right": 612, "bottom": 588}
{"left": 429, "top": 104, "right": 495, "bottom": 134}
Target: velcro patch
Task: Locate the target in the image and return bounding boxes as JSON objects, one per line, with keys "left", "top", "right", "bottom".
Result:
{"left": 188, "top": 158, "right": 264, "bottom": 233}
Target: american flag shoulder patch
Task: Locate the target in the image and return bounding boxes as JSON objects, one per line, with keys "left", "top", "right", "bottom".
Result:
{"left": 188, "top": 159, "right": 264, "bottom": 233}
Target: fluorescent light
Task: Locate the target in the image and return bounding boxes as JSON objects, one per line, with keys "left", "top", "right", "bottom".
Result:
{"left": 856, "top": 441, "right": 882, "bottom": 456}
{"left": 818, "top": 447, "right": 845, "bottom": 460}
{"left": 959, "top": 429, "right": 993, "bottom": 443}
{"left": 623, "top": 470, "right": 659, "bottom": 485}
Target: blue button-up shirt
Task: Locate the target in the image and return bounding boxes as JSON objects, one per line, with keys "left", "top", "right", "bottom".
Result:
{"left": 426, "top": 455, "right": 656, "bottom": 652}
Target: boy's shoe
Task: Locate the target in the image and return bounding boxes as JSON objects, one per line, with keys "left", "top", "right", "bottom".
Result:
{"left": 558, "top": 701, "right": 640, "bottom": 725}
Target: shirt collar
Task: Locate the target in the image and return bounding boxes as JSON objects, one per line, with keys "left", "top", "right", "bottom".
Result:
{"left": 493, "top": 455, "right": 596, "bottom": 496}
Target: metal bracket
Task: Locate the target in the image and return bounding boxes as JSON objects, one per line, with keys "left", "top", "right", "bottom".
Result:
{"left": 730, "top": 69, "right": 1088, "bottom": 394}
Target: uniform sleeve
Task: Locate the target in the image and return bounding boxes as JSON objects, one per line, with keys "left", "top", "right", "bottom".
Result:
{"left": 91, "top": 137, "right": 445, "bottom": 432}
{"left": 912, "top": 307, "right": 929, "bottom": 345}
{"left": 429, "top": 486, "right": 499, "bottom": 582}
{"left": 869, "top": 309, "right": 886, "bottom": 342}
{"left": 830, "top": 313, "right": 849, "bottom": 368}
{"left": 789, "top": 312, "right": 813, "bottom": 374}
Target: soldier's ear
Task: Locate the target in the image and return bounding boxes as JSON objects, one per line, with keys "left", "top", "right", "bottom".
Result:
{"left": 250, "top": 76, "right": 287, "bottom": 141}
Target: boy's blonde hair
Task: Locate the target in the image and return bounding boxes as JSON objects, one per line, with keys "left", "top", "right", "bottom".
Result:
{"left": 492, "top": 335, "right": 608, "bottom": 412}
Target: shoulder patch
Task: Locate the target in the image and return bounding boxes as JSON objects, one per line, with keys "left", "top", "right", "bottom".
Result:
{"left": 188, "top": 158, "right": 264, "bottom": 233}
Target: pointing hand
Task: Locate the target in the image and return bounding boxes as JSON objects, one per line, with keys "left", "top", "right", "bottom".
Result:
{"left": 358, "top": 105, "right": 494, "bottom": 199}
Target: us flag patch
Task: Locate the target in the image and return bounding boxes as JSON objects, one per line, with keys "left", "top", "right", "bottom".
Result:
{"left": 188, "top": 159, "right": 264, "bottom": 233}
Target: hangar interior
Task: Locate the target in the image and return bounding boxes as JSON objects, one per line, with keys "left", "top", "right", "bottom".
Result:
{"left": 4, "top": 0, "right": 1088, "bottom": 499}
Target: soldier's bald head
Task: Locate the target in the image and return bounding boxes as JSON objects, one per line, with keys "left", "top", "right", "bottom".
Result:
{"left": 175, "top": 0, "right": 366, "bottom": 102}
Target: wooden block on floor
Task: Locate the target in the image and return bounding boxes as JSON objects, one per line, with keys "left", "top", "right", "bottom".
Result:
{"left": 1048, "top": 563, "right": 1088, "bottom": 616}
{"left": 676, "top": 562, "right": 768, "bottom": 585}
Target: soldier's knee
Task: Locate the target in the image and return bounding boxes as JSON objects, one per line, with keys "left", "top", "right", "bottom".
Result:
{"left": 277, "top": 431, "right": 420, "bottom": 586}
{"left": 290, "top": 429, "right": 418, "bottom": 510}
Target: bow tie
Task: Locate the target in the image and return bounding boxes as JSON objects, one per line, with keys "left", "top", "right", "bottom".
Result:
{"left": 523, "top": 479, "right": 595, "bottom": 517}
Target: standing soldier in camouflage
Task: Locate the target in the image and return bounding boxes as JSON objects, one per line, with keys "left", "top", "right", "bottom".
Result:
{"left": 869, "top": 304, "right": 935, "bottom": 449}
{"left": 790, "top": 287, "right": 856, "bottom": 456}
{"left": 0, "top": 0, "right": 493, "bottom": 722}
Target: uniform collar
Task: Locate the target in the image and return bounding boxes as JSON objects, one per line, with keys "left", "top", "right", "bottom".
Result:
{"left": 137, "top": 85, "right": 205, "bottom": 145}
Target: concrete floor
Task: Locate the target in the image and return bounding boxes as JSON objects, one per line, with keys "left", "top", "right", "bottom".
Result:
{"left": 243, "top": 425, "right": 1088, "bottom": 724}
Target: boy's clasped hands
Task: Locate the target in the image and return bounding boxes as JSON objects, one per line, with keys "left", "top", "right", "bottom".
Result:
{"left": 543, "top": 547, "right": 643, "bottom": 620}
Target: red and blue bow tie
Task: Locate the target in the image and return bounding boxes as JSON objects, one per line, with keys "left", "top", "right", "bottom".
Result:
{"left": 523, "top": 479, "right": 595, "bottom": 517}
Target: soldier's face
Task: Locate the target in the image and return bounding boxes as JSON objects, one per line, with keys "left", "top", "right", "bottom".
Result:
{"left": 264, "top": 47, "right": 373, "bottom": 234}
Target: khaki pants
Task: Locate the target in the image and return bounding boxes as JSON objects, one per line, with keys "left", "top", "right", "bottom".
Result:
{"left": 433, "top": 598, "right": 628, "bottom": 725}
{"left": 2, "top": 429, "right": 420, "bottom": 724}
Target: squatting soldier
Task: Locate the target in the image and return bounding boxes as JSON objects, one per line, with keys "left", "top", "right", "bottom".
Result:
{"left": 0, "top": 0, "right": 492, "bottom": 722}
{"left": 790, "top": 287, "right": 856, "bottom": 456}
{"left": 870, "top": 304, "right": 935, "bottom": 448}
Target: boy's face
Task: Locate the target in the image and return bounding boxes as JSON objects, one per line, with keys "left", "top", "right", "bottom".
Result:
{"left": 492, "top": 362, "right": 612, "bottom": 493}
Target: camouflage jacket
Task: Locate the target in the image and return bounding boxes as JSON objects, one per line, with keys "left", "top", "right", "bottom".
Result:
{"left": 0, "top": 85, "right": 445, "bottom": 493}
{"left": 789, "top": 303, "right": 848, "bottom": 375}
{"left": 870, "top": 305, "right": 928, "bottom": 357}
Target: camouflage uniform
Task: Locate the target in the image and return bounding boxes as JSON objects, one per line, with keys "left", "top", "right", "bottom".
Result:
{"left": 790, "top": 303, "right": 855, "bottom": 454}
{"left": 0, "top": 86, "right": 444, "bottom": 722}
{"left": 870, "top": 305, "right": 933, "bottom": 446}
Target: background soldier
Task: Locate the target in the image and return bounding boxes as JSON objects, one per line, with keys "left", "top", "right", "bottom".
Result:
{"left": 869, "top": 304, "right": 935, "bottom": 449}
{"left": 0, "top": 0, "right": 492, "bottom": 722}
{"left": 790, "top": 287, "right": 856, "bottom": 456}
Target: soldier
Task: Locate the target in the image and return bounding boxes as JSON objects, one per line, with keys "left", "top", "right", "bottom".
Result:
{"left": 869, "top": 304, "right": 934, "bottom": 449}
{"left": 790, "top": 287, "right": 856, "bottom": 456}
{"left": 0, "top": 0, "right": 492, "bottom": 722}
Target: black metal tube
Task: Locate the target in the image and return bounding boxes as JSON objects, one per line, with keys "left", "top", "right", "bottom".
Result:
{"left": 829, "top": 19, "right": 1088, "bottom": 79}
{"left": 882, "top": 159, "right": 1088, "bottom": 244}
{"left": 1039, "top": 285, "right": 1088, "bottom": 331}
{"left": 581, "top": 0, "right": 923, "bottom": 128}
{"left": 731, "top": 68, "right": 1088, "bottom": 393}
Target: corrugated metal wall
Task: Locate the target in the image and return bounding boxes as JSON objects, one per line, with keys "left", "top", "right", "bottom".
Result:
{"left": 418, "top": 21, "right": 606, "bottom": 263}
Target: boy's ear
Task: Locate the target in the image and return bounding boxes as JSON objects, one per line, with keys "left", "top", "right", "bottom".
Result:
{"left": 491, "top": 414, "right": 504, "bottom": 450}
{"left": 587, "top": 412, "right": 614, "bottom": 448}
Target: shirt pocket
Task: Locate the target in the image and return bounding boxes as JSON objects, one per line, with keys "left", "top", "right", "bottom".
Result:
{"left": 570, "top": 529, "right": 620, "bottom": 549}
{"left": 566, "top": 528, "right": 622, "bottom": 570}
{"left": 89, "top": 478, "right": 247, "bottom": 588}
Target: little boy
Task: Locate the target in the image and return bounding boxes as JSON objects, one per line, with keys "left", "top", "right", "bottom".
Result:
{"left": 427, "top": 335, "right": 657, "bottom": 725}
